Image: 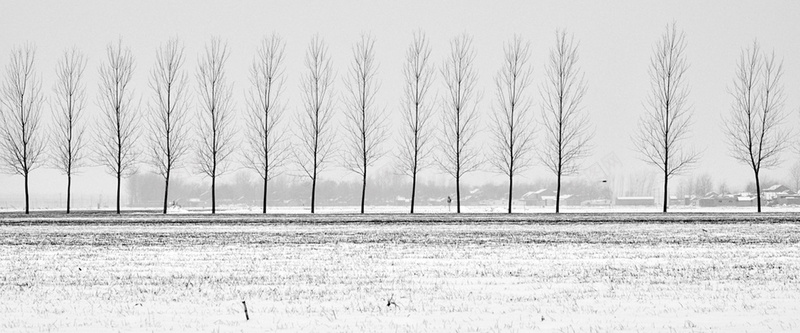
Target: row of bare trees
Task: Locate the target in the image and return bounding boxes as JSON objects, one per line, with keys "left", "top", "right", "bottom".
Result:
{"left": 0, "top": 27, "right": 793, "bottom": 214}
{"left": 634, "top": 23, "right": 792, "bottom": 213}
{"left": 400, "top": 31, "right": 594, "bottom": 214}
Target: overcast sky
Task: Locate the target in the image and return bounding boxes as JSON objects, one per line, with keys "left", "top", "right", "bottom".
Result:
{"left": 1, "top": 0, "right": 799, "bottom": 204}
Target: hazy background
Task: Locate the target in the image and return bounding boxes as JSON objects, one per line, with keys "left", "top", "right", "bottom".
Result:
{"left": 1, "top": 0, "right": 799, "bottom": 209}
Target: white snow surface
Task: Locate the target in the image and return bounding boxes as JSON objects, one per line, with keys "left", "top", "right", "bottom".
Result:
{"left": 4, "top": 204, "right": 797, "bottom": 215}
{"left": 0, "top": 214, "right": 798, "bottom": 332}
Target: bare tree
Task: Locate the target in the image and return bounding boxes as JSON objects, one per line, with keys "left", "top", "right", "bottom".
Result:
{"left": 539, "top": 31, "right": 592, "bottom": 213}
{"left": 295, "top": 35, "right": 336, "bottom": 214}
{"left": 789, "top": 161, "right": 800, "bottom": 192}
{"left": 437, "top": 33, "right": 482, "bottom": 214}
{"left": 148, "top": 38, "right": 190, "bottom": 214}
{"left": 96, "top": 39, "right": 139, "bottom": 214}
{"left": 723, "top": 41, "right": 790, "bottom": 212}
{"left": 244, "top": 34, "right": 289, "bottom": 214}
{"left": 196, "top": 38, "right": 235, "bottom": 215}
{"left": 489, "top": 36, "right": 535, "bottom": 214}
{"left": 397, "top": 31, "right": 435, "bottom": 214}
{"left": 51, "top": 48, "right": 88, "bottom": 214}
{"left": 678, "top": 175, "right": 695, "bottom": 198}
{"left": 342, "top": 34, "right": 387, "bottom": 214}
{"left": 694, "top": 173, "right": 713, "bottom": 197}
{"left": 717, "top": 181, "right": 730, "bottom": 195}
{"left": 634, "top": 23, "right": 699, "bottom": 212}
{"left": 0, "top": 44, "right": 46, "bottom": 214}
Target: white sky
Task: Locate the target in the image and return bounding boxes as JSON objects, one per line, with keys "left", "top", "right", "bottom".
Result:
{"left": 1, "top": 0, "right": 799, "bottom": 203}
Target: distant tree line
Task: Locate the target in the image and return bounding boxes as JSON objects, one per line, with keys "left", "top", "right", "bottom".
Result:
{"left": 0, "top": 24, "right": 794, "bottom": 214}
{"left": 125, "top": 171, "right": 613, "bottom": 210}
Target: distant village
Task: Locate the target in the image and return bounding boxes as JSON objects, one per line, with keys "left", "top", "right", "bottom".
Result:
{"left": 5, "top": 172, "right": 799, "bottom": 211}
{"left": 117, "top": 172, "right": 800, "bottom": 209}
{"left": 519, "top": 184, "right": 800, "bottom": 208}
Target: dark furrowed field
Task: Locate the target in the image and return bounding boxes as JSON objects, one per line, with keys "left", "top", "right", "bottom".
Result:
{"left": 1, "top": 213, "right": 798, "bottom": 332}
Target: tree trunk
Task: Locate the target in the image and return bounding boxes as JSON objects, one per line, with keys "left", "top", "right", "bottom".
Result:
{"left": 556, "top": 172, "right": 561, "bottom": 213}
{"left": 211, "top": 174, "right": 216, "bottom": 215}
{"left": 360, "top": 173, "right": 366, "bottom": 214}
{"left": 663, "top": 170, "right": 668, "bottom": 213}
{"left": 310, "top": 173, "right": 317, "bottom": 214}
{"left": 162, "top": 172, "right": 170, "bottom": 214}
{"left": 24, "top": 173, "right": 30, "bottom": 214}
{"left": 456, "top": 175, "right": 461, "bottom": 214}
{"left": 507, "top": 174, "right": 513, "bottom": 214}
{"left": 66, "top": 174, "right": 71, "bottom": 214}
{"left": 116, "top": 172, "right": 121, "bottom": 214}
{"left": 410, "top": 171, "right": 417, "bottom": 214}
{"left": 755, "top": 170, "right": 761, "bottom": 213}
{"left": 262, "top": 176, "right": 268, "bottom": 214}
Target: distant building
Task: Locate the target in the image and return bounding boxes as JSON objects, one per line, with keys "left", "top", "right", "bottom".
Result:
{"left": 697, "top": 193, "right": 757, "bottom": 207}
{"left": 615, "top": 197, "right": 654, "bottom": 206}
{"left": 669, "top": 196, "right": 690, "bottom": 206}
{"left": 697, "top": 195, "right": 736, "bottom": 207}
{"left": 521, "top": 189, "right": 549, "bottom": 206}
{"left": 540, "top": 194, "right": 577, "bottom": 206}
{"left": 758, "top": 184, "right": 800, "bottom": 206}
{"left": 764, "top": 184, "right": 791, "bottom": 193}
{"left": 763, "top": 184, "right": 795, "bottom": 203}
{"left": 521, "top": 189, "right": 577, "bottom": 206}
{"left": 582, "top": 199, "right": 612, "bottom": 206}
{"left": 736, "top": 196, "right": 757, "bottom": 206}
{"left": 777, "top": 195, "right": 800, "bottom": 206}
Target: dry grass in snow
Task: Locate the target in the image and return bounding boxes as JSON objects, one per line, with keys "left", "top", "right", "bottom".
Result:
{"left": 0, "top": 213, "right": 798, "bottom": 332}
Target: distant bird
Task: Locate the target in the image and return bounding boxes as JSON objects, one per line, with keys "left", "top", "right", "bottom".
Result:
{"left": 78, "top": 267, "right": 82, "bottom": 271}
{"left": 702, "top": 228, "right": 708, "bottom": 232}
{"left": 541, "top": 316, "right": 545, "bottom": 321}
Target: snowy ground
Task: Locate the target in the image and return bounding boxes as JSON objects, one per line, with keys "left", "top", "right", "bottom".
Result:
{"left": 8, "top": 203, "right": 800, "bottom": 215}
{"left": 0, "top": 213, "right": 798, "bottom": 332}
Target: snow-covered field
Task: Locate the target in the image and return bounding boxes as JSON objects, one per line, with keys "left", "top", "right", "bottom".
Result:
{"left": 10, "top": 204, "right": 800, "bottom": 215}
{"left": 0, "top": 213, "right": 798, "bottom": 332}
